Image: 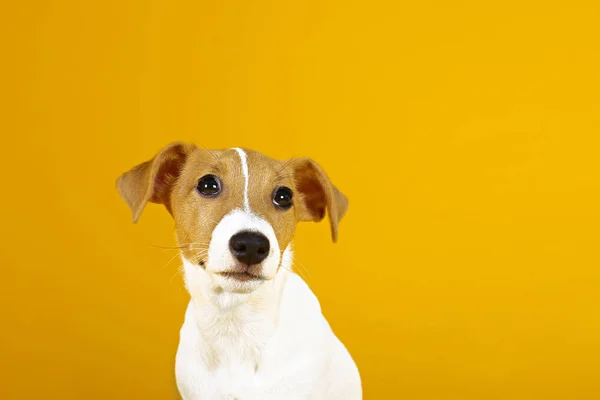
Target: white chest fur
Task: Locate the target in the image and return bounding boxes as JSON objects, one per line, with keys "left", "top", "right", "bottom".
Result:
{"left": 175, "top": 268, "right": 362, "bottom": 400}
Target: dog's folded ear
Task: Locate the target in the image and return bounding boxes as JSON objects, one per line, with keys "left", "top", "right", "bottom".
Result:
{"left": 292, "top": 158, "right": 348, "bottom": 242}
{"left": 117, "top": 142, "right": 195, "bottom": 222}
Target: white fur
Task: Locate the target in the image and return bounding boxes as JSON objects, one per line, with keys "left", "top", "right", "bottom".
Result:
{"left": 174, "top": 149, "right": 362, "bottom": 399}
{"left": 233, "top": 148, "right": 251, "bottom": 212}
{"left": 176, "top": 252, "right": 362, "bottom": 399}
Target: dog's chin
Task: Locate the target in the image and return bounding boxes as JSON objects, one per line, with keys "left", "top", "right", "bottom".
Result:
{"left": 212, "top": 272, "right": 265, "bottom": 294}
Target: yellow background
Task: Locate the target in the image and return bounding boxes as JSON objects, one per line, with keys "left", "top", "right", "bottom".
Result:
{"left": 2, "top": 0, "right": 600, "bottom": 399}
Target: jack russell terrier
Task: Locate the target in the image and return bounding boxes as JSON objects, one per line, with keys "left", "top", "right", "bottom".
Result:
{"left": 117, "top": 143, "right": 362, "bottom": 399}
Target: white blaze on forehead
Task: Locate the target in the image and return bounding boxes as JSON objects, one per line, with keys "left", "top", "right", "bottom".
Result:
{"left": 233, "top": 148, "right": 250, "bottom": 212}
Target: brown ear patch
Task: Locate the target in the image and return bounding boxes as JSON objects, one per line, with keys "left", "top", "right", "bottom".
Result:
{"left": 150, "top": 144, "right": 191, "bottom": 210}
{"left": 295, "top": 161, "right": 328, "bottom": 221}
{"left": 292, "top": 158, "right": 348, "bottom": 242}
{"left": 117, "top": 142, "right": 195, "bottom": 222}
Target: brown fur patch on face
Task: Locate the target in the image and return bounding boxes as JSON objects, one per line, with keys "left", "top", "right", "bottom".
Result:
{"left": 243, "top": 150, "right": 298, "bottom": 261}
{"left": 170, "top": 149, "right": 245, "bottom": 265}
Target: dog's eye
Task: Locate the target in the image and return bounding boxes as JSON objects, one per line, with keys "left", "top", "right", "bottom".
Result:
{"left": 273, "top": 187, "right": 293, "bottom": 209}
{"left": 196, "top": 175, "right": 221, "bottom": 197}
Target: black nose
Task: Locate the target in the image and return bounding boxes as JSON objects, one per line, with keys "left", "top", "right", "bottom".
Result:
{"left": 229, "top": 231, "right": 270, "bottom": 265}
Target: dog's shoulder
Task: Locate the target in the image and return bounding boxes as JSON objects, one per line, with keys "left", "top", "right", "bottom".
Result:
{"left": 281, "top": 272, "right": 322, "bottom": 313}
{"left": 276, "top": 271, "right": 335, "bottom": 344}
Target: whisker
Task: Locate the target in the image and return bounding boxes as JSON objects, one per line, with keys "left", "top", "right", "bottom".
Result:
{"left": 292, "top": 264, "right": 310, "bottom": 284}
{"left": 168, "top": 265, "right": 183, "bottom": 286}
{"left": 273, "top": 226, "right": 293, "bottom": 239}
{"left": 160, "top": 251, "right": 184, "bottom": 270}
{"left": 275, "top": 157, "right": 299, "bottom": 177}
{"left": 182, "top": 242, "right": 212, "bottom": 247}
{"left": 151, "top": 240, "right": 210, "bottom": 248}
{"left": 292, "top": 257, "right": 313, "bottom": 280}
{"left": 195, "top": 161, "right": 224, "bottom": 172}
{"left": 195, "top": 142, "right": 224, "bottom": 172}
{"left": 280, "top": 262, "right": 310, "bottom": 285}
{"left": 271, "top": 174, "right": 298, "bottom": 187}
{"left": 169, "top": 241, "right": 212, "bottom": 248}
{"left": 200, "top": 217, "right": 222, "bottom": 226}
{"left": 151, "top": 244, "right": 189, "bottom": 250}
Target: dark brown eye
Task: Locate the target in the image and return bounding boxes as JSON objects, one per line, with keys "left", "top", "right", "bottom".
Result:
{"left": 196, "top": 175, "right": 221, "bottom": 197}
{"left": 273, "top": 187, "right": 293, "bottom": 209}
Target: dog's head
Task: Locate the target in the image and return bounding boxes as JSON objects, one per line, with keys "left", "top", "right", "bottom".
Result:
{"left": 117, "top": 143, "right": 347, "bottom": 294}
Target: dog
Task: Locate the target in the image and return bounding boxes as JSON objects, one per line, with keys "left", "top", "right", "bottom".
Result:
{"left": 117, "top": 143, "right": 362, "bottom": 399}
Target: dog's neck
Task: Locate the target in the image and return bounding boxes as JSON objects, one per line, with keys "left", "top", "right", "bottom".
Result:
{"left": 180, "top": 248, "right": 293, "bottom": 366}
{"left": 186, "top": 260, "right": 290, "bottom": 315}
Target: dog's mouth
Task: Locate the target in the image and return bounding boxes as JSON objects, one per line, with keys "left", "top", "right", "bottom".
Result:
{"left": 217, "top": 271, "right": 263, "bottom": 282}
